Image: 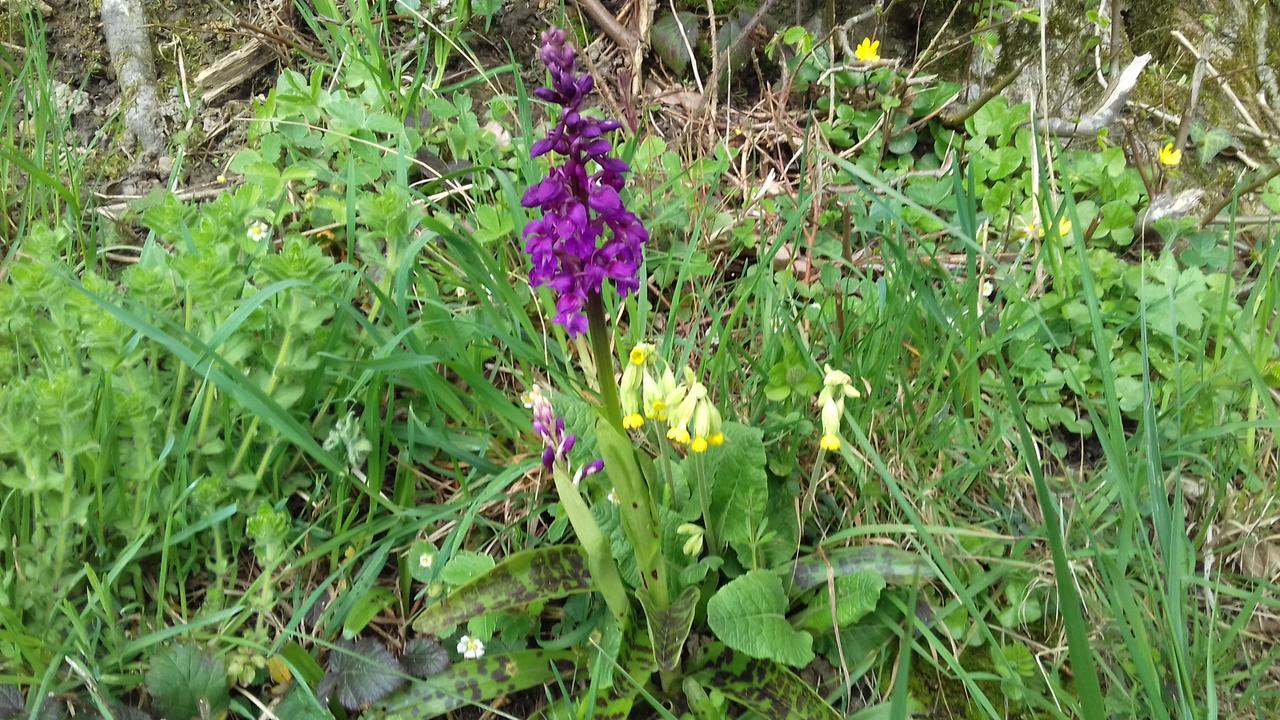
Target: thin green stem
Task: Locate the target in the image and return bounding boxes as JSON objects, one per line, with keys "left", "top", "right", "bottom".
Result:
{"left": 694, "top": 455, "right": 717, "bottom": 554}
{"left": 586, "top": 295, "right": 624, "bottom": 432}
{"left": 229, "top": 299, "right": 298, "bottom": 478}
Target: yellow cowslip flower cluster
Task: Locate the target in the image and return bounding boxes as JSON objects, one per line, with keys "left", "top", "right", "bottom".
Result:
{"left": 620, "top": 343, "right": 725, "bottom": 453}
{"left": 817, "top": 364, "right": 861, "bottom": 451}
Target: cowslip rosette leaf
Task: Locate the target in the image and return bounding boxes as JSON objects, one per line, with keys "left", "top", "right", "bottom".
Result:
{"left": 706, "top": 570, "right": 814, "bottom": 667}
{"left": 412, "top": 546, "right": 593, "bottom": 636}
{"left": 690, "top": 642, "right": 839, "bottom": 719}
{"left": 702, "top": 422, "right": 768, "bottom": 549}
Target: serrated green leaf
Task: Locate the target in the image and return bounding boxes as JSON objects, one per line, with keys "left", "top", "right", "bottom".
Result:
{"left": 413, "top": 546, "right": 593, "bottom": 636}
{"left": 144, "top": 645, "right": 229, "bottom": 720}
{"left": 691, "top": 643, "right": 838, "bottom": 719}
{"left": 638, "top": 585, "right": 700, "bottom": 672}
{"left": 778, "top": 546, "right": 934, "bottom": 596}
{"left": 402, "top": 638, "right": 450, "bottom": 679}
{"left": 318, "top": 639, "right": 405, "bottom": 711}
{"left": 707, "top": 570, "right": 814, "bottom": 667}
{"left": 704, "top": 422, "right": 768, "bottom": 548}
{"left": 372, "top": 650, "right": 578, "bottom": 718}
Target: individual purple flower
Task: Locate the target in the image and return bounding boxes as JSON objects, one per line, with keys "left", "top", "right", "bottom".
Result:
{"left": 523, "top": 385, "right": 601, "bottom": 478}
{"left": 522, "top": 27, "right": 648, "bottom": 336}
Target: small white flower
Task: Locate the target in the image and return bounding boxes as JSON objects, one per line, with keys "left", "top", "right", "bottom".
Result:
{"left": 454, "top": 286, "right": 467, "bottom": 298}
{"left": 606, "top": 489, "right": 618, "bottom": 505}
{"left": 247, "top": 221, "right": 271, "bottom": 242}
{"left": 418, "top": 552, "right": 434, "bottom": 569}
{"left": 457, "top": 635, "right": 485, "bottom": 659}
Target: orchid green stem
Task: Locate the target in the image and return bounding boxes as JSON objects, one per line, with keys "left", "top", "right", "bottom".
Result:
{"left": 586, "top": 295, "right": 624, "bottom": 432}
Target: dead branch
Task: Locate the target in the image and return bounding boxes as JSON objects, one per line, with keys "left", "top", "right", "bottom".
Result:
{"left": 573, "top": 0, "right": 638, "bottom": 53}
{"left": 1037, "top": 53, "right": 1150, "bottom": 137}
{"left": 101, "top": 0, "right": 166, "bottom": 157}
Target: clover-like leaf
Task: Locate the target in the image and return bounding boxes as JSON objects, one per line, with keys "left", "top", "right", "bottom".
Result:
{"left": 144, "top": 645, "right": 229, "bottom": 720}
{"left": 707, "top": 570, "right": 814, "bottom": 667}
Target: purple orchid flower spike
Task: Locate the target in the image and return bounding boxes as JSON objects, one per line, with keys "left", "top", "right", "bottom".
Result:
{"left": 522, "top": 27, "right": 648, "bottom": 336}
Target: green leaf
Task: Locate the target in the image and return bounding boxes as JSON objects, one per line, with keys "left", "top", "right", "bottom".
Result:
{"left": 407, "top": 540, "right": 439, "bottom": 583}
{"left": 704, "top": 422, "right": 768, "bottom": 548}
{"left": 144, "top": 645, "right": 230, "bottom": 720}
{"left": 1198, "top": 127, "right": 1234, "bottom": 163}
{"left": 413, "top": 546, "right": 594, "bottom": 636}
{"left": 778, "top": 546, "right": 934, "bottom": 595}
{"left": 372, "top": 650, "right": 578, "bottom": 718}
{"left": 402, "top": 638, "right": 451, "bottom": 678}
{"left": 280, "top": 641, "right": 325, "bottom": 688}
{"left": 439, "top": 550, "right": 497, "bottom": 586}
{"left": 589, "top": 619, "right": 657, "bottom": 719}
{"left": 691, "top": 643, "right": 838, "bottom": 719}
{"left": 274, "top": 687, "right": 332, "bottom": 720}
{"left": 317, "top": 639, "right": 405, "bottom": 711}
{"left": 638, "top": 585, "right": 700, "bottom": 672}
{"left": 707, "top": 570, "right": 814, "bottom": 667}
{"left": 343, "top": 587, "right": 396, "bottom": 638}
{"left": 795, "top": 570, "right": 886, "bottom": 630}
{"left": 652, "top": 12, "right": 701, "bottom": 76}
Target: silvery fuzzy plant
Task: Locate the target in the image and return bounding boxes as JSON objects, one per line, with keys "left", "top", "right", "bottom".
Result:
{"left": 374, "top": 28, "right": 929, "bottom": 720}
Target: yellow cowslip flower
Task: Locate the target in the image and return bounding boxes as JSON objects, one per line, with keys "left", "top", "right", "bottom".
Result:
{"left": 665, "top": 369, "right": 724, "bottom": 453}
{"left": 620, "top": 343, "right": 657, "bottom": 429}
{"left": 855, "top": 38, "right": 881, "bottom": 63}
{"left": 629, "top": 343, "right": 651, "bottom": 366}
{"left": 1159, "top": 142, "right": 1182, "bottom": 167}
{"left": 676, "top": 523, "right": 705, "bottom": 557}
{"left": 644, "top": 366, "right": 686, "bottom": 421}
{"left": 817, "top": 364, "right": 860, "bottom": 452}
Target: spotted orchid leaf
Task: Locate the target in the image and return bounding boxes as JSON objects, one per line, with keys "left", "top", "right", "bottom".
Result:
{"left": 691, "top": 642, "right": 840, "bottom": 720}
{"left": 411, "top": 546, "right": 593, "bottom": 636}
{"left": 372, "top": 650, "right": 579, "bottom": 719}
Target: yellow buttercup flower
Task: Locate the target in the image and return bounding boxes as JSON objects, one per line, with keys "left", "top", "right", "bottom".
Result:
{"left": 855, "top": 38, "right": 881, "bottom": 63}
{"left": 1159, "top": 142, "right": 1182, "bottom": 167}
{"left": 1035, "top": 217, "right": 1072, "bottom": 238}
